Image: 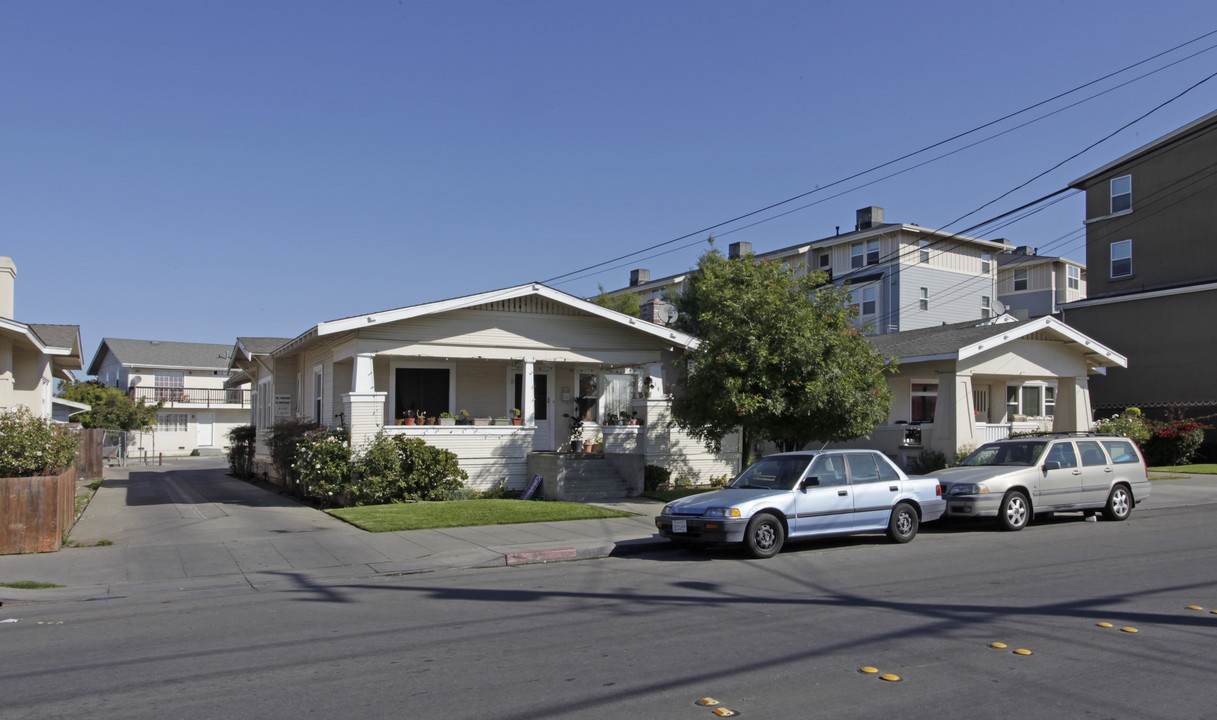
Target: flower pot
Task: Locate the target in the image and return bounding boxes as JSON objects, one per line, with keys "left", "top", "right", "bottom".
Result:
{"left": 473, "top": 418, "right": 491, "bottom": 426}
{"left": 511, "top": 418, "right": 523, "bottom": 426}
{"left": 439, "top": 418, "right": 455, "bottom": 426}
{"left": 404, "top": 418, "right": 416, "bottom": 426}
{"left": 395, "top": 419, "right": 405, "bottom": 426}
{"left": 582, "top": 442, "right": 595, "bottom": 453}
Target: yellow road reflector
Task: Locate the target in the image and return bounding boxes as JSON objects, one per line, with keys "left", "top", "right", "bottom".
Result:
{"left": 1096, "top": 622, "right": 1114, "bottom": 628}
{"left": 1211, "top": 610, "right": 1217, "bottom": 615}
{"left": 1013, "top": 649, "right": 1033, "bottom": 656}
{"left": 712, "top": 708, "right": 738, "bottom": 717}
{"left": 859, "top": 667, "right": 879, "bottom": 674}
{"left": 988, "top": 642, "right": 1008, "bottom": 649}
{"left": 879, "top": 674, "right": 902, "bottom": 682}
{"left": 696, "top": 698, "right": 720, "bottom": 707}
{"left": 1186, "top": 605, "right": 1204, "bottom": 611}
{"left": 1120, "top": 627, "right": 1139, "bottom": 633}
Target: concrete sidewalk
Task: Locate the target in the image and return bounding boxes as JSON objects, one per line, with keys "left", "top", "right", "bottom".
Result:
{"left": 0, "top": 457, "right": 673, "bottom": 604}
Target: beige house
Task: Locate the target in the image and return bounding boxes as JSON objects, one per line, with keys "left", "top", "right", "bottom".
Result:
{"left": 830, "top": 315, "right": 1125, "bottom": 468}
{"left": 0, "top": 257, "right": 84, "bottom": 419}
{"left": 86, "top": 338, "right": 251, "bottom": 456}
{"left": 236, "top": 283, "right": 741, "bottom": 499}
{"left": 996, "top": 246, "right": 1086, "bottom": 319}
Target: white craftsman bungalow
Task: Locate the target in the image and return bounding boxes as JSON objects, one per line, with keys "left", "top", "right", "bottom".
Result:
{"left": 236, "top": 283, "right": 741, "bottom": 500}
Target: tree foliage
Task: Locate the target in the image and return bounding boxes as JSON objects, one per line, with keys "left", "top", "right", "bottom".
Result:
{"left": 56, "top": 379, "right": 161, "bottom": 431}
{"left": 670, "top": 248, "right": 897, "bottom": 453}
{"left": 590, "top": 284, "right": 641, "bottom": 317}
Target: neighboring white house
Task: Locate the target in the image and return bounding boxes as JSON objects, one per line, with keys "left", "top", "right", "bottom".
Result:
{"left": 233, "top": 283, "right": 741, "bottom": 499}
{"left": 86, "top": 338, "right": 250, "bottom": 456}
{"left": 827, "top": 315, "right": 1126, "bottom": 468}
{"left": 0, "top": 257, "right": 85, "bottom": 420}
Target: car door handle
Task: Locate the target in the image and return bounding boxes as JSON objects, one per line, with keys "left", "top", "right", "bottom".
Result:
{"left": 1072, "top": 470, "right": 1082, "bottom": 475}
{"left": 838, "top": 490, "right": 848, "bottom": 496}
{"left": 889, "top": 485, "right": 899, "bottom": 492}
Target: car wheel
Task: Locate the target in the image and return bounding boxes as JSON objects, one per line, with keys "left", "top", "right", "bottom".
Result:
{"left": 744, "top": 513, "right": 784, "bottom": 559}
{"left": 886, "top": 502, "right": 919, "bottom": 543}
{"left": 1102, "top": 484, "right": 1133, "bottom": 521}
{"left": 998, "top": 491, "right": 1030, "bottom": 531}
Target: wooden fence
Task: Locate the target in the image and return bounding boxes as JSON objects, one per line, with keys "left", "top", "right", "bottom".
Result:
{"left": 0, "top": 466, "right": 77, "bottom": 554}
{"left": 75, "top": 428, "right": 105, "bottom": 478}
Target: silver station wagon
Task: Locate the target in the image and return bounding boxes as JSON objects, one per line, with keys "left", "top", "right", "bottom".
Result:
{"left": 655, "top": 450, "right": 945, "bottom": 558}
{"left": 936, "top": 433, "right": 1150, "bottom": 530}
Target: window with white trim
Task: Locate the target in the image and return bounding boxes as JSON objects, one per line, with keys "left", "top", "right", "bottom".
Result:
{"left": 1110, "top": 175, "right": 1131, "bottom": 214}
{"left": 919, "top": 239, "right": 930, "bottom": 263}
{"left": 1006, "top": 383, "right": 1056, "bottom": 417}
{"left": 154, "top": 371, "right": 185, "bottom": 401}
{"left": 911, "top": 381, "right": 937, "bottom": 423}
{"left": 981, "top": 295, "right": 992, "bottom": 318}
{"left": 850, "top": 242, "right": 864, "bottom": 269}
{"left": 158, "top": 413, "right": 189, "bottom": 433}
{"left": 865, "top": 239, "right": 880, "bottom": 265}
{"left": 1067, "top": 265, "right": 1080, "bottom": 290}
{"left": 312, "top": 366, "right": 324, "bottom": 423}
{"left": 1013, "top": 268, "right": 1028, "bottom": 291}
{"left": 919, "top": 287, "right": 928, "bottom": 311}
{"left": 1044, "top": 386, "right": 1056, "bottom": 416}
{"left": 1111, "top": 239, "right": 1132, "bottom": 278}
{"left": 981, "top": 251, "right": 992, "bottom": 274}
{"left": 850, "top": 287, "right": 876, "bottom": 316}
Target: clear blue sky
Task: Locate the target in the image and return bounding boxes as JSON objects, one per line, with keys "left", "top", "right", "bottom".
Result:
{"left": 5, "top": 1, "right": 1216, "bottom": 371}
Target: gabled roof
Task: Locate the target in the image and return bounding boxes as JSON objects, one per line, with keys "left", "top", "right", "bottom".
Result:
{"left": 1070, "top": 108, "right": 1217, "bottom": 187}
{"left": 995, "top": 253, "right": 1084, "bottom": 271}
{"left": 868, "top": 315, "right": 1125, "bottom": 369}
{"left": 274, "top": 282, "right": 699, "bottom": 357}
{"left": 0, "top": 319, "right": 82, "bottom": 379}
{"left": 87, "top": 338, "right": 235, "bottom": 375}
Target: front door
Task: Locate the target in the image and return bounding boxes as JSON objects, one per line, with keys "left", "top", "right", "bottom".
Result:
{"left": 196, "top": 412, "right": 214, "bottom": 447}
{"left": 515, "top": 373, "right": 553, "bottom": 452}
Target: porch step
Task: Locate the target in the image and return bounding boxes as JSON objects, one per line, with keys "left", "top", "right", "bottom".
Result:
{"left": 561, "top": 457, "right": 632, "bottom": 502}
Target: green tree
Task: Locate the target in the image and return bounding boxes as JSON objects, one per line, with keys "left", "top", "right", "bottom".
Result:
{"left": 590, "top": 284, "right": 641, "bottom": 317}
{"left": 56, "top": 379, "right": 161, "bottom": 431}
{"left": 671, "top": 247, "right": 896, "bottom": 453}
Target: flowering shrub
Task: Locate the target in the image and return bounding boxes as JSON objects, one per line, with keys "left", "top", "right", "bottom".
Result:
{"left": 1093, "top": 407, "right": 1151, "bottom": 447}
{"left": 1143, "top": 420, "right": 1206, "bottom": 467}
{"left": 293, "top": 429, "right": 352, "bottom": 502}
{"left": 0, "top": 407, "right": 79, "bottom": 476}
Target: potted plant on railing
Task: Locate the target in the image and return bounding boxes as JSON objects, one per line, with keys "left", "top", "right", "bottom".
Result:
{"left": 564, "top": 410, "right": 584, "bottom": 452}
{"left": 439, "top": 411, "right": 456, "bottom": 426}
{"left": 403, "top": 409, "right": 416, "bottom": 426}
{"left": 630, "top": 410, "right": 641, "bottom": 426}
{"left": 457, "top": 409, "right": 471, "bottom": 425}
{"left": 511, "top": 408, "right": 523, "bottom": 426}
{"left": 583, "top": 429, "right": 601, "bottom": 454}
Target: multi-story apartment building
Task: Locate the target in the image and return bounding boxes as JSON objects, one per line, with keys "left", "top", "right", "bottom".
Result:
{"left": 996, "top": 246, "right": 1086, "bottom": 320}
{"left": 605, "top": 207, "right": 1009, "bottom": 334}
{"left": 86, "top": 338, "right": 251, "bottom": 456}
{"left": 1061, "top": 108, "right": 1217, "bottom": 420}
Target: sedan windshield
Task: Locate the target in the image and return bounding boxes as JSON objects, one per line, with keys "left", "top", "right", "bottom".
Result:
{"left": 960, "top": 441, "right": 1048, "bottom": 467}
{"left": 729, "top": 455, "right": 813, "bottom": 490}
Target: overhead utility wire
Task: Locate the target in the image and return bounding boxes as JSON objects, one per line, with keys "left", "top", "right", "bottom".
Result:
{"left": 542, "top": 28, "right": 1217, "bottom": 287}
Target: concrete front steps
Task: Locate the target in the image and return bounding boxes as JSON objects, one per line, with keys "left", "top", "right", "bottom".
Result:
{"left": 561, "top": 456, "right": 632, "bottom": 501}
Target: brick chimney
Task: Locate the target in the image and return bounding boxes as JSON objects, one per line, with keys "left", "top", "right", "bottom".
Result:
{"left": 639, "top": 298, "right": 672, "bottom": 325}
{"left": 0, "top": 257, "right": 15, "bottom": 319}
{"left": 856, "top": 206, "right": 884, "bottom": 231}
{"left": 629, "top": 269, "right": 650, "bottom": 286}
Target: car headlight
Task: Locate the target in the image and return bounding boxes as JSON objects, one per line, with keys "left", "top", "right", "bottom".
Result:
{"left": 949, "top": 483, "right": 989, "bottom": 495}
{"left": 703, "top": 507, "right": 741, "bottom": 518}
{"left": 662, "top": 504, "right": 675, "bottom": 515}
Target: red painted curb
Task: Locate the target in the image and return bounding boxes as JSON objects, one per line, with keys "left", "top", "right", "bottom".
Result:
{"left": 505, "top": 547, "right": 578, "bottom": 565}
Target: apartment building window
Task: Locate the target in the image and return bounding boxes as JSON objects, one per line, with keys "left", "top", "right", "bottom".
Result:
{"left": 981, "top": 251, "right": 992, "bottom": 274}
{"left": 1111, "top": 240, "right": 1132, "bottom": 278}
{"left": 919, "top": 287, "right": 928, "bottom": 311}
{"left": 1013, "top": 268, "right": 1028, "bottom": 291}
{"left": 866, "top": 239, "right": 880, "bottom": 265}
{"left": 919, "top": 239, "right": 930, "bottom": 263}
{"left": 157, "top": 413, "right": 189, "bottom": 433}
{"left": 981, "top": 295, "right": 992, "bottom": 318}
{"left": 1110, "top": 175, "right": 1132, "bottom": 214}
{"left": 1067, "top": 265, "right": 1080, "bottom": 290}
{"left": 818, "top": 251, "right": 832, "bottom": 281}
{"left": 850, "top": 242, "right": 864, "bottom": 269}
{"left": 850, "top": 287, "right": 876, "bottom": 316}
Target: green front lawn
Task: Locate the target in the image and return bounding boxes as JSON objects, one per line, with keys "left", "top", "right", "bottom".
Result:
{"left": 1149, "top": 464, "right": 1217, "bottom": 475}
{"left": 328, "top": 499, "right": 633, "bottom": 533}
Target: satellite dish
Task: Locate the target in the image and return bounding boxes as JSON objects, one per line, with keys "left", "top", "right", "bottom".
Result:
{"left": 656, "top": 304, "right": 678, "bottom": 326}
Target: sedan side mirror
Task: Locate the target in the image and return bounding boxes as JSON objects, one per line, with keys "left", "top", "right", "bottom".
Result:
{"left": 1043, "top": 461, "right": 1061, "bottom": 472}
{"left": 800, "top": 476, "right": 821, "bottom": 490}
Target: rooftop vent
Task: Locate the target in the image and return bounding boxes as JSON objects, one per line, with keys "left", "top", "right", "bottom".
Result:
{"left": 856, "top": 206, "right": 884, "bottom": 230}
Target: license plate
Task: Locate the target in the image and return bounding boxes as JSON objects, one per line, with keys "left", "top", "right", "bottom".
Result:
{"left": 672, "top": 519, "right": 687, "bottom": 533}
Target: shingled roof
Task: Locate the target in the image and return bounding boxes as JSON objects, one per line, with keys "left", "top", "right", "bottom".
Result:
{"left": 86, "top": 338, "right": 234, "bottom": 375}
{"left": 867, "top": 315, "right": 1124, "bottom": 368}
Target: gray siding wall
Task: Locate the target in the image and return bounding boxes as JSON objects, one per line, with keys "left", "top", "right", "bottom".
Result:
{"left": 1000, "top": 289, "right": 1056, "bottom": 319}
{"left": 896, "top": 265, "right": 994, "bottom": 330}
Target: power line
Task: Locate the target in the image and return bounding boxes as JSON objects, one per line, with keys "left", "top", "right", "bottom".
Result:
{"left": 542, "top": 28, "right": 1217, "bottom": 287}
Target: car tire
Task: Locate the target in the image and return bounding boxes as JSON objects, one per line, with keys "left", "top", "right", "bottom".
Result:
{"left": 744, "top": 513, "right": 784, "bottom": 559}
{"left": 998, "top": 491, "right": 1030, "bottom": 532}
{"left": 1102, "top": 484, "right": 1133, "bottom": 522}
{"left": 886, "top": 502, "right": 919, "bottom": 543}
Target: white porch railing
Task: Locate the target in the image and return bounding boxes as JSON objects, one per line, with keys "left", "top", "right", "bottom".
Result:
{"left": 978, "top": 421, "right": 1049, "bottom": 442}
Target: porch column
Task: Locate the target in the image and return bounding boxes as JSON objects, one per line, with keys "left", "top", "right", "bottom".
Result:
{"left": 522, "top": 359, "right": 536, "bottom": 425}
{"left": 933, "top": 371, "right": 977, "bottom": 457}
{"left": 1052, "top": 376, "right": 1092, "bottom": 432}
{"left": 646, "top": 363, "right": 666, "bottom": 397}
{"left": 345, "top": 353, "right": 385, "bottom": 453}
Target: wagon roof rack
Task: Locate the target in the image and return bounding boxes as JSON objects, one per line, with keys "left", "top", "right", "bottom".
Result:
{"left": 999, "top": 431, "right": 1123, "bottom": 439}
